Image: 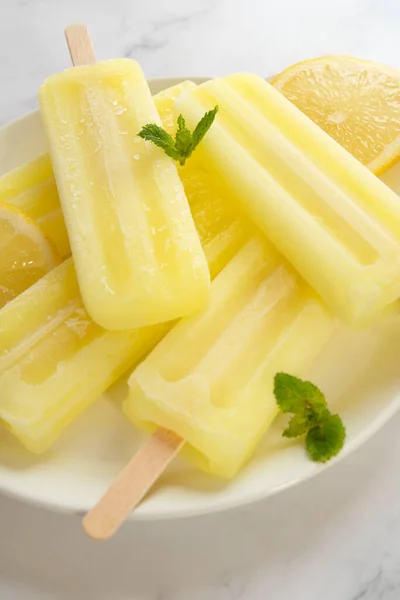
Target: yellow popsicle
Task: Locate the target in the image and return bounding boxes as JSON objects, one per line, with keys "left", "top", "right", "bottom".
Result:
{"left": 0, "top": 259, "right": 167, "bottom": 452}
{"left": 174, "top": 74, "right": 400, "bottom": 325}
{"left": 125, "top": 236, "right": 335, "bottom": 478}
{"left": 39, "top": 59, "right": 210, "bottom": 330}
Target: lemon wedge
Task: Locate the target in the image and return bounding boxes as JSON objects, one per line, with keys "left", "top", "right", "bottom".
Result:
{"left": 272, "top": 56, "right": 400, "bottom": 174}
{"left": 0, "top": 202, "right": 60, "bottom": 307}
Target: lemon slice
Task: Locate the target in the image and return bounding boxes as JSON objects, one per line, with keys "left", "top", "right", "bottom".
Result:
{"left": 272, "top": 56, "right": 400, "bottom": 175}
{"left": 0, "top": 202, "right": 61, "bottom": 307}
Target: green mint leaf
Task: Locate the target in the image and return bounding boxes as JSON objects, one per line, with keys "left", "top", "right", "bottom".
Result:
{"left": 177, "top": 113, "right": 187, "bottom": 133}
{"left": 306, "top": 413, "right": 346, "bottom": 463}
{"left": 138, "top": 106, "right": 218, "bottom": 167}
{"left": 138, "top": 123, "right": 174, "bottom": 150}
{"left": 138, "top": 124, "right": 181, "bottom": 162}
{"left": 282, "top": 414, "right": 310, "bottom": 438}
{"left": 191, "top": 105, "right": 219, "bottom": 149}
{"left": 274, "top": 373, "right": 346, "bottom": 463}
{"left": 274, "top": 372, "right": 327, "bottom": 416}
{"left": 174, "top": 114, "right": 194, "bottom": 165}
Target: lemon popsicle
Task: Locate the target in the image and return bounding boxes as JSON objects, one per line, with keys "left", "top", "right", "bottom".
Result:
{"left": 39, "top": 59, "right": 210, "bottom": 330}
{"left": 125, "top": 237, "right": 335, "bottom": 478}
{"left": 174, "top": 74, "right": 400, "bottom": 325}
{"left": 0, "top": 260, "right": 167, "bottom": 452}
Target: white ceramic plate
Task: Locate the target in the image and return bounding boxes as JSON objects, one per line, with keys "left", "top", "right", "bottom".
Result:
{"left": 1, "top": 78, "right": 400, "bottom": 521}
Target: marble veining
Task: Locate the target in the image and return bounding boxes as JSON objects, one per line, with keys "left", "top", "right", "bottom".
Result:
{"left": 1, "top": 0, "right": 400, "bottom": 598}
{"left": 123, "top": 4, "right": 217, "bottom": 57}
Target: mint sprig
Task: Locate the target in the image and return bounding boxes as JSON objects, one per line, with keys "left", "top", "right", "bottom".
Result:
{"left": 274, "top": 373, "right": 346, "bottom": 463}
{"left": 138, "top": 106, "right": 219, "bottom": 166}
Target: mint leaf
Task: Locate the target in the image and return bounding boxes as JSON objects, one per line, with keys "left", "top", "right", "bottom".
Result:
{"left": 138, "top": 106, "right": 218, "bottom": 166}
{"left": 138, "top": 124, "right": 176, "bottom": 153}
{"left": 274, "top": 372, "right": 327, "bottom": 416}
{"left": 274, "top": 373, "right": 345, "bottom": 463}
{"left": 283, "top": 414, "right": 310, "bottom": 438}
{"left": 191, "top": 106, "right": 219, "bottom": 148}
{"left": 306, "top": 413, "right": 346, "bottom": 463}
{"left": 177, "top": 113, "right": 186, "bottom": 132}
{"left": 174, "top": 114, "right": 194, "bottom": 160}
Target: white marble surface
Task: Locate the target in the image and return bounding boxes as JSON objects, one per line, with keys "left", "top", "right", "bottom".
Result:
{"left": 1, "top": 0, "right": 400, "bottom": 598}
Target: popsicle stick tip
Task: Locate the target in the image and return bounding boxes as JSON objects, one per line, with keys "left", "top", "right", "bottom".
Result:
{"left": 65, "top": 23, "right": 96, "bottom": 67}
{"left": 65, "top": 23, "right": 88, "bottom": 35}
{"left": 82, "top": 515, "right": 112, "bottom": 541}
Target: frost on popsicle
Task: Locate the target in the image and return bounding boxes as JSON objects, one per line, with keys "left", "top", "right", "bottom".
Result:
{"left": 138, "top": 106, "right": 219, "bottom": 166}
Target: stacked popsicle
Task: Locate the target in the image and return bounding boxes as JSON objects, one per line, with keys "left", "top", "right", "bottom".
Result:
{"left": 39, "top": 58, "right": 211, "bottom": 331}
{"left": 1, "top": 24, "right": 400, "bottom": 538}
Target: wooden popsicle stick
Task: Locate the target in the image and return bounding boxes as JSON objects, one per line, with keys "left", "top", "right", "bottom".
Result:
{"left": 65, "top": 24, "right": 96, "bottom": 66}
{"left": 63, "top": 23, "right": 186, "bottom": 539}
{"left": 83, "top": 429, "right": 184, "bottom": 540}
